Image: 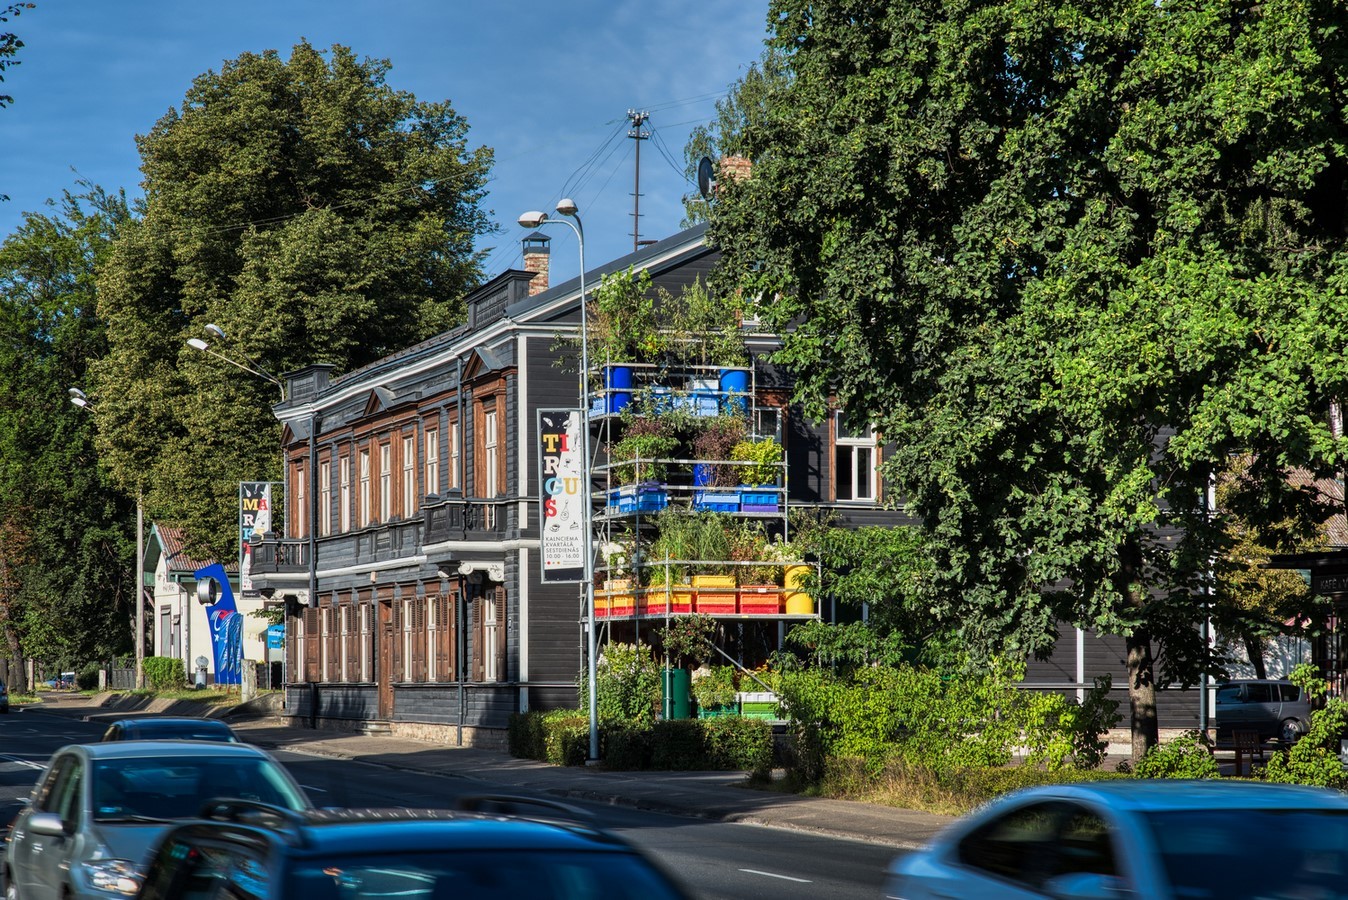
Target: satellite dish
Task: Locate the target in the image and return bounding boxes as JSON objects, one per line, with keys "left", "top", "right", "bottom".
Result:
{"left": 697, "top": 156, "right": 716, "bottom": 200}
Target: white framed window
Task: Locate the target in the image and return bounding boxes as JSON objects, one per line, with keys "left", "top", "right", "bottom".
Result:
{"left": 835, "top": 412, "right": 879, "bottom": 502}
{"left": 359, "top": 449, "right": 371, "bottom": 526}
{"left": 379, "top": 443, "right": 392, "bottom": 522}
{"left": 339, "top": 456, "right": 351, "bottom": 532}
{"left": 319, "top": 460, "right": 331, "bottom": 537}
{"left": 402, "top": 598, "right": 414, "bottom": 682}
{"left": 360, "top": 601, "right": 373, "bottom": 683}
{"left": 339, "top": 604, "right": 350, "bottom": 682}
{"left": 425, "top": 428, "right": 440, "bottom": 498}
{"left": 402, "top": 434, "right": 415, "bottom": 517}
{"left": 483, "top": 409, "right": 499, "bottom": 528}
{"left": 484, "top": 592, "right": 499, "bottom": 682}
{"left": 449, "top": 420, "right": 461, "bottom": 490}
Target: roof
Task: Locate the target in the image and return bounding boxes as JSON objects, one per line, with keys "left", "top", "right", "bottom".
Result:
{"left": 1006, "top": 780, "right": 1348, "bottom": 813}
{"left": 66, "top": 740, "right": 271, "bottom": 760}
{"left": 148, "top": 524, "right": 237, "bottom": 576}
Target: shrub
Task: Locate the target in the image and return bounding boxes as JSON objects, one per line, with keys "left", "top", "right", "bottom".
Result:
{"left": 579, "top": 642, "right": 662, "bottom": 727}
{"left": 702, "top": 716, "right": 773, "bottom": 775}
{"left": 1261, "top": 694, "right": 1348, "bottom": 789}
{"left": 730, "top": 437, "right": 783, "bottom": 486}
{"left": 76, "top": 663, "right": 100, "bottom": 691}
{"left": 1133, "top": 731, "right": 1221, "bottom": 779}
{"left": 143, "top": 656, "right": 186, "bottom": 691}
{"left": 651, "top": 719, "right": 708, "bottom": 770}
{"left": 604, "top": 726, "right": 655, "bottom": 771}
{"left": 507, "top": 711, "right": 549, "bottom": 760}
{"left": 691, "top": 665, "right": 738, "bottom": 711}
{"left": 542, "top": 711, "right": 589, "bottom": 766}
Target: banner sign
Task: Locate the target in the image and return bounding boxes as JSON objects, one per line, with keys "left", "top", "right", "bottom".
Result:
{"left": 239, "top": 482, "right": 273, "bottom": 595}
{"left": 537, "top": 409, "right": 586, "bottom": 583}
{"left": 194, "top": 562, "right": 243, "bottom": 685}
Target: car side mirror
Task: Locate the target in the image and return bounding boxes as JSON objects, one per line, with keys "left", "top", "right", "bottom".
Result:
{"left": 26, "top": 812, "right": 67, "bottom": 837}
{"left": 1045, "top": 872, "right": 1129, "bottom": 899}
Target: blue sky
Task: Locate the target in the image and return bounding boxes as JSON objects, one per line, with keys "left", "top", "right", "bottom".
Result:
{"left": 0, "top": 1, "right": 770, "bottom": 283}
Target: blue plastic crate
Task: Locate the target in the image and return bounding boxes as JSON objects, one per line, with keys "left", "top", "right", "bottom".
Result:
{"left": 676, "top": 392, "right": 720, "bottom": 417}
{"left": 741, "top": 503, "right": 779, "bottom": 514}
{"left": 611, "top": 484, "right": 668, "bottom": 514}
{"left": 740, "top": 491, "right": 779, "bottom": 507}
{"left": 693, "top": 491, "right": 739, "bottom": 513}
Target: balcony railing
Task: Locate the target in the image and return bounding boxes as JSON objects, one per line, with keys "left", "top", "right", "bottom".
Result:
{"left": 423, "top": 492, "right": 510, "bottom": 544}
{"left": 247, "top": 533, "right": 310, "bottom": 574}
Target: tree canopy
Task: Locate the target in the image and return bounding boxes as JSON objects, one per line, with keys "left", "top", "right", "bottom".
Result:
{"left": 0, "top": 184, "right": 136, "bottom": 683}
{"left": 91, "top": 41, "right": 495, "bottom": 558}
{"left": 711, "top": 0, "right": 1348, "bottom": 756}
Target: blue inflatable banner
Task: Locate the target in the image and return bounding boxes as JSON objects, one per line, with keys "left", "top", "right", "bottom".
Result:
{"left": 194, "top": 562, "right": 243, "bottom": 685}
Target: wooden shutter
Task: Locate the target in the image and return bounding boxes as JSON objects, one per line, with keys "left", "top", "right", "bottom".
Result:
{"left": 471, "top": 595, "right": 483, "bottom": 682}
{"left": 435, "top": 595, "right": 454, "bottom": 681}
{"left": 302, "top": 608, "right": 319, "bottom": 682}
{"left": 392, "top": 599, "right": 403, "bottom": 683}
{"left": 324, "top": 606, "right": 338, "bottom": 682}
{"left": 494, "top": 586, "right": 508, "bottom": 683}
{"left": 412, "top": 598, "right": 427, "bottom": 682}
{"left": 344, "top": 605, "right": 358, "bottom": 681}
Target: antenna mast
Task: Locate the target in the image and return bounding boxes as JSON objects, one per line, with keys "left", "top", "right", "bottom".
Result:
{"left": 627, "top": 109, "right": 650, "bottom": 252}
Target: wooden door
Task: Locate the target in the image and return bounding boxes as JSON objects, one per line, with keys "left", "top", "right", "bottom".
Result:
{"left": 377, "top": 599, "right": 394, "bottom": 720}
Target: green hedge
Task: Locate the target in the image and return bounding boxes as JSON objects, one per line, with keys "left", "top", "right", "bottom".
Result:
{"left": 508, "top": 711, "right": 772, "bottom": 774}
{"left": 143, "top": 656, "right": 186, "bottom": 690}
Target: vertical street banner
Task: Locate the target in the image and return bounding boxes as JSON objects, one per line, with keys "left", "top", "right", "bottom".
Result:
{"left": 239, "top": 482, "right": 273, "bottom": 596}
{"left": 537, "top": 409, "right": 585, "bottom": 583}
{"left": 194, "top": 562, "right": 243, "bottom": 685}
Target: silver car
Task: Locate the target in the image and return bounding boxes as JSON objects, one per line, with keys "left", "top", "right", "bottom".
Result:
{"left": 3, "top": 740, "right": 310, "bottom": 900}
{"left": 1214, "top": 678, "right": 1312, "bottom": 744}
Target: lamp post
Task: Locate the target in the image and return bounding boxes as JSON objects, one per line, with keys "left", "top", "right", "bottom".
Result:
{"left": 518, "top": 199, "right": 599, "bottom": 763}
{"left": 69, "top": 387, "right": 146, "bottom": 690}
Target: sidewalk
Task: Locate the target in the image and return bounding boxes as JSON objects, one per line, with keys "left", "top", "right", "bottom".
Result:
{"left": 23, "top": 692, "right": 953, "bottom": 850}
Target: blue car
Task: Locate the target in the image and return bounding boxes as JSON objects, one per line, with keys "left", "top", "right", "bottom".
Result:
{"left": 884, "top": 780, "right": 1348, "bottom": 899}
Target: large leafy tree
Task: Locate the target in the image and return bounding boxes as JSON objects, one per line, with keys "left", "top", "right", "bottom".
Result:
{"left": 92, "top": 41, "right": 495, "bottom": 558}
{"left": 713, "top": 0, "right": 1348, "bottom": 758}
{"left": 0, "top": 185, "right": 135, "bottom": 685}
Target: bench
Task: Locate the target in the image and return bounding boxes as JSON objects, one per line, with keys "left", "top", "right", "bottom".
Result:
{"left": 1212, "top": 729, "right": 1266, "bottom": 776}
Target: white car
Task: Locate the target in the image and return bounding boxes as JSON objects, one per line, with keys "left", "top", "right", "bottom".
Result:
{"left": 3, "top": 740, "right": 311, "bottom": 900}
{"left": 884, "top": 780, "right": 1348, "bottom": 899}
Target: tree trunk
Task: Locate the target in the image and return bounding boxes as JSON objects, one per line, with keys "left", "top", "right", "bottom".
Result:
{"left": 2, "top": 622, "right": 25, "bottom": 694}
{"left": 1117, "top": 539, "right": 1159, "bottom": 763}
{"left": 1243, "top": 632, "right": 1267, "bottom": 680}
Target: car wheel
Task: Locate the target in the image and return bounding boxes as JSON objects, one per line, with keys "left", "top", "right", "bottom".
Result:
{"left": 1280, "top": 718, "right": 1302, "bottom": 744}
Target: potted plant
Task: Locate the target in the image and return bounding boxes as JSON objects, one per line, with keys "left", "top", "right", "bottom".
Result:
{"left": 691, "top": 665, "right": 739, "bottom": 717}
{"left": 608, "top": 416, "right": 678, "bottom": 491}
{"left": 587, "top": 268, "right": 665, "bottom": 414}
{"left": 726, "top": 521, "right": 782, "bottom": 614}
{"left": 731, "top": 437, "right": 784, "bottom": 512}
{"left": 691, "top": 416, "right": 745, "bottom": 511}
{"left": 599, "top": 539, "right": 637, "bottom": 617}
{"left": 654, "top": 614, "right": 717, "bottom": 719}
{"left": 646, "top": 509, "right": 734, "bottom": 614}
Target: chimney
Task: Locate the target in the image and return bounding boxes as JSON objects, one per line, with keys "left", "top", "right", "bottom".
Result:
{"left": 718, "top": 156, "right": 752, "bottom": 185}
{"left": 522, "top": 232, "right": 551, "bottom": 296}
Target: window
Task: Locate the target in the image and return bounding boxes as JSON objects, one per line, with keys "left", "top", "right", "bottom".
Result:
{"left": 425, "top": 428, "right": 440, "bottom": 497}
{"left": 358, "top": 449, "right": 371, "bottom": 527}
{"left": 339, "top": 455, "right": 351, "bottom": 532}
{"left": 379, "top": 443, "right": 392, "bottom": 522}
{"left": 835, "top": 412, "right": 878, "bottom": 502}
{"left": 360, "top": 600, "right": 373, "bottom": 683}
{"left": 957, "top": 801, "right": 1118, "bottom": 892}
{"left": 293, "top": 463, "right": 307, "bottom": 538}
{"left": 483, "top": 407, "right": 499, "bottom": 528}
{"left": 338, "top": 604, "right": 350, "bottom": 682}
{"left": 483, "top": 592, "right": 499, "bottom": 681}
{"left": 473, "top": 586, "right": 506, "bottom": 683}
{"left": 402, "top": 434, "right": 416, "bottom": 516}
{"left": 433, "top": 593, "right": 455, "bottom": 681}
{"left": 449, "top": 419, "right": 461, "bottom": 490}
{"left": 319, "top": 460, "right": 331, "bottom": 537}
{"left": 402, "top": 599, "right": 414, "bottom": 681}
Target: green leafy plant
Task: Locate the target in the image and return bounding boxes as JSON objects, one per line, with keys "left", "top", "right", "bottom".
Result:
{"left": 587, "top": 267, "right": 665, "bottom": 364}
{"left": 647, "top": 508, "right": 734, "bottom": 583}
{"left": 730, "top": 437, "right": 783, "bottom": 486}
{"left": 724, "top": 519, "right": 776, "bottom": 584}
{"left": 1262, "top": 664, "right": 1348, "bottom": 788}
{"left": 692, "top": 416, "right": 747, "bottom": 488}
{"left": 691, "top": 665, "right": 739, "bottom": 710}
{"left": 656, "top": 614, "right": 717, "bottom": 667}
{"left": 609, "top": 416, "right": 678, "bottom": 484}
{"left": 665, "top": 278, "right": 748, "bottom": 368}
{"left": 578, "top": 642, "right": 662, "bottom": 727}
{"left": 143, "top": 656, "right": 187, "bottom": 691}
{"left": 1133, "top": 731, "right": 1221, "bottom": 779}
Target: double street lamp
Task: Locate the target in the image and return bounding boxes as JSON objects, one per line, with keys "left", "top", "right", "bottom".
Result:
{"left": 68, "top": 387, "right": 146, "bottom": 690}
{"left": 518, "top": 199, "right": 599, "bottom": 764}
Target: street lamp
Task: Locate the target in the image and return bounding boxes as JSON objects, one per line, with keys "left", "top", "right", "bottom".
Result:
{"left": 186, "top": 325, "right": 286, "bottom": 400}
{"left": 518, "top": 199, "right": 599, "bottom": 763}
{"left": 68, "top": 388, "right": 147, "bottom": 690}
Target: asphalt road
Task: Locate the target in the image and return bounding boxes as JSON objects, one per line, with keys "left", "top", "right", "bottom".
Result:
{"left": 0, "top": 708, "right": 901, "bottom": 899}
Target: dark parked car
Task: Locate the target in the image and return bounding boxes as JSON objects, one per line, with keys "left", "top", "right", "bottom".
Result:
{"left": 135, "top": 797, "right": 693, "bottom": 900}
{"left": 1214, "top": 678, "right": 1312, "bottom": 744}
{"left": 3, "top": 740, "right": 311, "bottom": 900}
{"left": 0, "top": 679, "right": 8, "bottom": 714}
{"left": 101, "top": 717, "right": 239, "bottom": 743}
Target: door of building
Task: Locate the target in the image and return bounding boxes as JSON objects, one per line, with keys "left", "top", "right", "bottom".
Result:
{"left": 378, "top": 599, "right": 394, "bottom": 720}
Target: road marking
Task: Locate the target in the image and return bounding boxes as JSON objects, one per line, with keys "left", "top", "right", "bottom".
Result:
{"left": 0, "top": 755, "right": 45, "bottom": 770}
{"left": 739, "top": 868, "right": 812, "bottom": 884}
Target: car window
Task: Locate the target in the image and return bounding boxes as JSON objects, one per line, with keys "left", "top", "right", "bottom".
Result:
{"left": 139, "top": 837, "right": 270, "bottom": 900}
{"left": 1246, "top": 683, "right": 1273, "bottom": 703}
{"left": 52, "top": 758, "right": 83, "bottom": 826}
{"left": 92, "top": 757, "right": 306, "bottom": 821}
{"left": 1216, "top": 684, "right": 1243, "bottom": 704}
{"left": 1279, "top": 684, "right": 1301, "bottom": 703}
{"left": 957, "top": 801, "right": 1118, "bottom": 890}
{"left": 34, "top": 755, "right": 75, "bottom": 811}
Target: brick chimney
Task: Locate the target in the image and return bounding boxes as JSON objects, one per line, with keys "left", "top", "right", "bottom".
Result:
{"left": 522, "top": 232, "right": 551, "bottom": 296}
{"left": 718, "top": 155, "right": 752, "bottom": 185}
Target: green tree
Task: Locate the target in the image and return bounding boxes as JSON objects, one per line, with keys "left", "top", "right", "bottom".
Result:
{"left": 91, "top": 41, "right": 495, "bottom": 558}
{"left": 0, "top": 185, "right": 136, "bottom": 683}
{"left": 712, "top": 0, "right": 1348, "bottom": 760}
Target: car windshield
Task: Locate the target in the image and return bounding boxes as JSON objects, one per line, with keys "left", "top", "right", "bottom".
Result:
{"left": 92, "top": 757, "right": 305, "bottom": 821}
{"left": 1144, "top": 808, "right": 1348, "bottom": 898}
{"left": 286, "top": 849, "right": 687, "bottom": 900}
{"left": 123, "top": 722, "right": 236, "bottom": 741}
